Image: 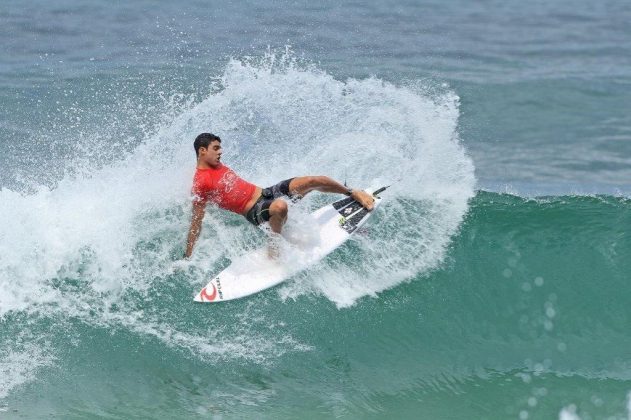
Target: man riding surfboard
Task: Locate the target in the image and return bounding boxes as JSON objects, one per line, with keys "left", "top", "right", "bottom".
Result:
{"left": 185, "top": 133, "right": 375, "bottom": 258}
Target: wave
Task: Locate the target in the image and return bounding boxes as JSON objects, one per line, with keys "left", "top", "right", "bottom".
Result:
{"left": 3, "top": 190, "right": 630, "bottom": 416}
{"left": 3, "top": 52, "right": 629, "bottom": 418}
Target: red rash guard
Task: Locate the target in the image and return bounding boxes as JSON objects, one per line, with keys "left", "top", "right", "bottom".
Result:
{"left": 191, "top": 164, "right": 257, "bottom": 214}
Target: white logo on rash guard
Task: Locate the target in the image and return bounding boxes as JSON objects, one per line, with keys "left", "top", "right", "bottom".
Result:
{"left": 219, "top": 170, "right": 237, "bottom": 194}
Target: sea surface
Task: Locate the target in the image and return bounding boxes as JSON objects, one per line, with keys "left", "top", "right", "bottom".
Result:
{"left": 1, "top": 0, "right": 631, "bottom": 418}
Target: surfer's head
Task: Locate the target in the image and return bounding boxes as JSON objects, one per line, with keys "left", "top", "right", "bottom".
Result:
{"left": 194, "top": 133, "right": 222, "bottom": 168}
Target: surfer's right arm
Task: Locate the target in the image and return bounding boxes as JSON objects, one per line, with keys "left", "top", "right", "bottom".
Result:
{"left": 185, "top": 201, "right": 206, "bottom": 258}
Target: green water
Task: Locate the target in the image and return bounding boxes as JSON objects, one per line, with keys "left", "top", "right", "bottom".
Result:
{"left": 2, "top": 192, "right": 631, "bottom": 418}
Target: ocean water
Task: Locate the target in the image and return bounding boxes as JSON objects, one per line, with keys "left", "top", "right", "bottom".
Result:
{"left": 1, "top": 0, "right": 630, "bottom": 418}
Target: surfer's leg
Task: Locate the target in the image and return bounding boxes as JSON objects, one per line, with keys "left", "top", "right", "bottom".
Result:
{"left": 287, "top": 176, "right": 332, "bottom": 196}
{"left": 288, "top": 176, "right": 374, "bottom": 210}
{"left": 266, "top": 199, "right": 287, "bottom": 259}
{"left": 267, "top": 199, "right": 288, "bottom": 234}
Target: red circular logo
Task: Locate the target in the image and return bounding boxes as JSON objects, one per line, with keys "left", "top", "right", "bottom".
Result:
{"left": 200, "top": 284, "right": 217, "bottom": 301}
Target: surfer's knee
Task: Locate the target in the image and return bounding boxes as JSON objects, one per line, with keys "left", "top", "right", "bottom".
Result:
{"left": 269, "top": 199, "right": 288, "bottom": 218}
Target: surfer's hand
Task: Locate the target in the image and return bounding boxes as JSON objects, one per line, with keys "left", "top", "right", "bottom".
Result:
{"left": 351, "top": 190, "right": 375, "bottom": 211}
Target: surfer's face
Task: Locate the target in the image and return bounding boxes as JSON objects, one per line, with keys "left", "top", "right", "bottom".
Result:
{"left": 200, "top": 140, "right": 222, "bottom": 167}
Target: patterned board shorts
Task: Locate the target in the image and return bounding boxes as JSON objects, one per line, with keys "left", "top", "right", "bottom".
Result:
{"left": 244, "top": 178, "right": 296, "bottom": 226}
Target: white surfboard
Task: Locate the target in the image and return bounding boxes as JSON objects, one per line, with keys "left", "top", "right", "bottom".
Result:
{"left": 193, "top": 187, "right": 387, "bottom": 303}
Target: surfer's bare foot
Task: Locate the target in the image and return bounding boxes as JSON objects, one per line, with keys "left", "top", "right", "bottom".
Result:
{"left": 351, "top": 190, "right": 375, "bottom": 210}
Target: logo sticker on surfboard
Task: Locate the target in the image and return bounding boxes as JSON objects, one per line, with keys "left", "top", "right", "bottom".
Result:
{"left": 199, "top": 278, "right": 224, "bottom": 301}
{"left": 200, "top": 284, "right": 217, "bottom": 301}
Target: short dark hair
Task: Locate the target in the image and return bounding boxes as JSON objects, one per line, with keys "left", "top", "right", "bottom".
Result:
{"left": 194, "top": 133, "right": 221, "bottom": 157}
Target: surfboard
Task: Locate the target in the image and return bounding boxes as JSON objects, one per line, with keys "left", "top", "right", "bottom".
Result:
{"left": 193, "top": 187, "right": 387, "bottom": 303}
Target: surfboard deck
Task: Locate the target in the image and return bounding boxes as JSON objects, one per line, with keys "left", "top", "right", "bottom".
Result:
{"left": 193, "top": 187, "right": 385, "bottom": 303}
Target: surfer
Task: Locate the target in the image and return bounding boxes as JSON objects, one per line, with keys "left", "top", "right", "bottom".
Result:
{"left": 185, "top": 133, "right": 375, "bottom": 258}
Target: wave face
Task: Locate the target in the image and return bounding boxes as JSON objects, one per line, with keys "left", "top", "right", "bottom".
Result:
{"left": 3, "top": 186, "right": 631, "bottom": 418}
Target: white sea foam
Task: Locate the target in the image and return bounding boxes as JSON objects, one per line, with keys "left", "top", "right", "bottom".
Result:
{"left": 0, "top": 332, "right": 56, "bottom": 399}
{"left": 559, "top": 405, "right": 581, "bottom": 420}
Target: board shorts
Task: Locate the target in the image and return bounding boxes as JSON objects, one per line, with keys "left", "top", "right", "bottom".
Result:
{"left": 244, "top": 178, "right": 296, "bottom": 226}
